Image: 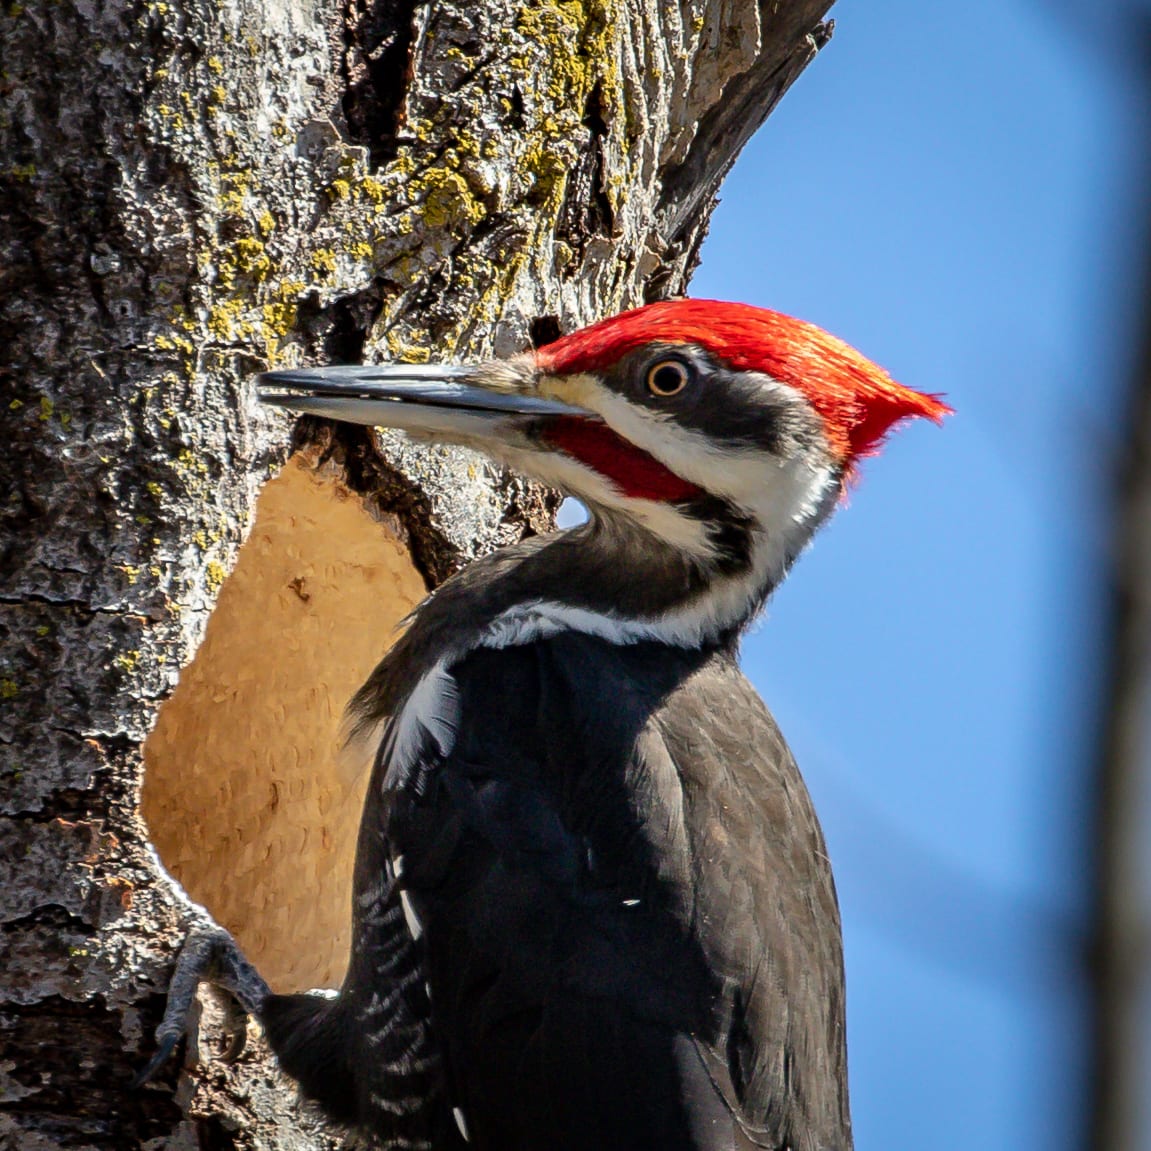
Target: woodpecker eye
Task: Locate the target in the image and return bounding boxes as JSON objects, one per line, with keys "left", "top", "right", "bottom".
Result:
{"left": 645, "top": 359, "right": 690, "bottom": 397}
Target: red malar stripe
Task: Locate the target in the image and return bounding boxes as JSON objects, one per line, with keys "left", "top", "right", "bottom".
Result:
{"left": 541, "top": 418, "right": 702, "bottom": 503}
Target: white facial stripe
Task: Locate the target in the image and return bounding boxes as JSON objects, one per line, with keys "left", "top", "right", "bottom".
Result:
{"left": 547, "top": 372, "right": 818, "bottom": 506}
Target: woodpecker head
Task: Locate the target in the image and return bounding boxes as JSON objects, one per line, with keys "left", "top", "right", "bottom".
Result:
{"left": 260, "top": 300, "right": 948, "bottom": 640}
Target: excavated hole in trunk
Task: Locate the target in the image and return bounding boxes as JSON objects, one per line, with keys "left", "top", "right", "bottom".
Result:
{"left": 141, "top": 449, "right": 428, "bottom": 992}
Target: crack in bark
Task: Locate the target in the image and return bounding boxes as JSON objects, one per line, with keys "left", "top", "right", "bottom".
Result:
{"left": 0, "top": 905, "right": 97, "bottom": 935}
{"left": 529, "top": 315, "right": 563, "bottom": 349}
{"left": 323, "top": 280, "right": 386, "bottom": 364}
{"left": 0, "top": 994, "right": 186, "bottom": 1144}
{"left": 341, "top": 0, "right": 421, "bottom": 169}
{"left": 4, "top": 795, "right": 113, "bottom": 825}
{"left": 0, "top": 593, "right": 140, "bottom": 616}
{"left": 556, "top": 81, "right": 616, "bottom": 274}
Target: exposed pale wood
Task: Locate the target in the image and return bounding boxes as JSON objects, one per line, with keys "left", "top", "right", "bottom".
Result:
{"left": 142, "top": 452, "right": 428, "bottom": 993}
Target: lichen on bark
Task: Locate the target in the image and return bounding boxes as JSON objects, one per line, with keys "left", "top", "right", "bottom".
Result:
{"left": 1, "top": 0, "right": 833, "bottom": 1145}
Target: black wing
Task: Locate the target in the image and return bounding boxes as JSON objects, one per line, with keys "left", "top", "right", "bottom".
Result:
{"left": 381, "top": 632, "right": 851, "bottom": 1151}
{"left": 260, "top": 728, "right": 468, "bottom": 1148}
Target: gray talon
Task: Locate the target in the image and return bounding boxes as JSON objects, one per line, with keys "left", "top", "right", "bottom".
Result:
{"left": 135, "top": 927, "right": 271, "bottom": 1086}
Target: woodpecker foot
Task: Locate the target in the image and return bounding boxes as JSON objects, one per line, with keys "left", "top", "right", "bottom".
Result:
{"left": 134, "top": 926, "right": 271, "bottom": 1086}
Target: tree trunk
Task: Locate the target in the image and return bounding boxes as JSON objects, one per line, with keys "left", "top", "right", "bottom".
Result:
{"left": 0, "top": 1, "right": 833, "bottom": 1145}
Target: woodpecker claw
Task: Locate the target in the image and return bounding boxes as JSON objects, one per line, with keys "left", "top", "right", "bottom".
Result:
{"left": 134, "top": 927, "right": 271, "bottom": 1087}
{"left": 130, "top": 1031, "right": 180, "bottom": 1088}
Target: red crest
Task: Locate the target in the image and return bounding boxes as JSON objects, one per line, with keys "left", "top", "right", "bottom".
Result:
{"left": 536, "top": 299, "right": 951, "bottom": 468}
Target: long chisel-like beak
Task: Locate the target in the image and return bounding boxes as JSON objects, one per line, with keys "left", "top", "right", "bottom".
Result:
{"left": 257, "top": 363, "right": 594, "bottom": 443}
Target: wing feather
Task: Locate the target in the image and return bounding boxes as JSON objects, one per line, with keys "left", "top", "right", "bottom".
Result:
{"left": 370, "top": 633, "right": 850, "bottom": 1151}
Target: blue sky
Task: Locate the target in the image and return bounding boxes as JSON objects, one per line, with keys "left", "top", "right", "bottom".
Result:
{"left": 689, "top": 2, "right": 1146, "bottom": 1147}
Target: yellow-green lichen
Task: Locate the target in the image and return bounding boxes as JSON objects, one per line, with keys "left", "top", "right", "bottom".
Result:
{"left": 515, "top": 0, "right": 616, "bottom": 105}
{"left": 310, "top": 249, "right": 337, "bottom": 278}
{"left": 217, "top": 170, "right": 253, "bottom": 216}
{"left": 388, "top": 153, "right": 416, "bottom": 178}
{"left": 519, "top": 137, "right": 574, "bottom": 207}
{"left": 384, "top": 329, "right": 432, "bottom": 363}
{"left": 153, "top": 333, "right": 194, "bottom": 355}
{"left": 362, "top": 176, "right": 386, "bottom": 202}
{"left": 177, "top": 449, "right": 209, "bottom": 477}
{"left": 158, "top": 104, "right": 186, "bottom": 131}
{"left": 207, "top": 298, "right": 258, "bottom": 340}
{"left": 415, "top": 167, "right": 485, "bottom": 230}
{"left": 230, "top": 237, "right": 271, "bottom": 281}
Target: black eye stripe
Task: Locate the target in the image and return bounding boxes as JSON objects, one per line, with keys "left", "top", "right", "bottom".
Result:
{"left": 607, "top": 348, "right": 826, "bottom": 459}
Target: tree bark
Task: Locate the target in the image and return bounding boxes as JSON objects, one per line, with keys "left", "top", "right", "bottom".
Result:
{"left": 0, "top": 1, "right": 833, "bottom": 1146}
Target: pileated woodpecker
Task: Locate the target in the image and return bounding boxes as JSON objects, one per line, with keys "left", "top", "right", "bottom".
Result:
{"left": 143, "top": 299, "right": 947, "bottom": 1150}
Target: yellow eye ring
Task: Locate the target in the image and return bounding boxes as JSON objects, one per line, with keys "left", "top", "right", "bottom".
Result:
{"left": 646, "top": 359, "right": 690, "bottom": 397}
